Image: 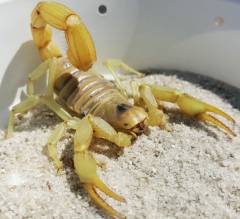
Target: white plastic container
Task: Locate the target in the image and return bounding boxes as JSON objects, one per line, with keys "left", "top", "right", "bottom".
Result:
{"left": 0, "top": 0, "right": 240, "bottom": 128}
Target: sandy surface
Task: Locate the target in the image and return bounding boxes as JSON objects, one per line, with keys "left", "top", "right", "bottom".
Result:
{"left": 0, "top": 73, "right": 240, "bottom": 219}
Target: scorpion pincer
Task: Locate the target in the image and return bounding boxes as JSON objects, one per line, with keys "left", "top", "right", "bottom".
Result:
{"left": 6, "top": 1, "right": 236, "bottom": 218}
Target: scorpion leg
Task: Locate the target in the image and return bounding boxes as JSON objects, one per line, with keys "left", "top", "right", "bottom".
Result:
{"left": 6, "top": 58, "right": 69, "bottom": 138}
{"left": 130, "top": 81, "right": 140, "bottom": 103}
{"left": 27, "top": 57, "right": 58, "bottom": 97}
{"left": 6, "top": 95, "right": 72, "bottom": 138}
{"left": 46, "top": 122, "right": 67, "bottom": 173}
{"left": 27, "top": 59, "right": 50, "bottom": 96}
{"left": 73, "top": 115, "right": 130, "bottom": 218}
{"left": 103, "top": 59, "right": 143, "bottom": 97}
{"left": 38, "top": 58, "right": 73, "bottom": 121}
{"left": 40, "top": 96, "right": 72, "bottom": 121}
{"left": 6, "top": 96, "right": 40, "bottom": 138}
{"left": 148, "top": 84, "right": 236, "bottom": 137}
{"left": 46, "top": 117, "right": 108, "bottom": 173}
{"left": 129, "top": 82, "right": 169, "bottom": 129}
{"left": 138, "top": 84, "right": 170, "bottom": 130}
{"left": 103, "top": 59, "right": 144, "bottom": 77}
{"left": 103, "top": 61, "right": 128, "bottom": 96}
{"left": 7, "top": 61, "right": 47, "bottom": 133}
{"left": 46, "top": 57, "right": 58, "bottom": 96}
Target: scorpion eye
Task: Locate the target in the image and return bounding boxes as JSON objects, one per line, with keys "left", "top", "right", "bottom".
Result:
{"left": 116, "top": 103, "right": 131, "bottom": 113}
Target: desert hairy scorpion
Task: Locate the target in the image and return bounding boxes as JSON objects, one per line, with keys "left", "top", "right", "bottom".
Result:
{"left": 5, "top": 2, "right": 236, "bottom": 218}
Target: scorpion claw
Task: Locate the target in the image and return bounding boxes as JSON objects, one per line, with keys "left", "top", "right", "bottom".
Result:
{"left": 91, "top": 175, "right": 126, "bottom": 203}
{"left": 177, "top": 94, "right": 235, "bottom": 136}
{"left": 74, "top": 151, "right": 125, "bottom": 218}
{"left": 196, "top": 113, "right": 236, "bottom": 137}
{"left": 202, "top": 101, "right": 235, "bottom": 124}
{"left": 149, "top": 85, "right": 235, "bottom": 136}
{"left": 84, "top": 184, "right": 126, "bottom": 219}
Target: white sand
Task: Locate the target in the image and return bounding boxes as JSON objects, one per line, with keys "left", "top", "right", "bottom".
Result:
{"left": 0, "top": 73, "right": 240, "bottom": 219}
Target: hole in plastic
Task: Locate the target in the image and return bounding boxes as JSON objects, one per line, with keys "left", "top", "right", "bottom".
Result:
{"left": 98, "top": 5, "right": 107, "bottom": 15}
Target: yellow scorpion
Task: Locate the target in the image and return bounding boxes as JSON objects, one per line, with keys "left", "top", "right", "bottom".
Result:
{"left": 6, "top": 2, "right": 236, "bottom": 218}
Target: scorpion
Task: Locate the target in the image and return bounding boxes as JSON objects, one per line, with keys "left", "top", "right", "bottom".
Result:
{"left": 5, "top": 2, "right": 236, "bottom": 218}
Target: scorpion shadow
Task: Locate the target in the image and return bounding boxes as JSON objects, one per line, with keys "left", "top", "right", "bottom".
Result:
{"left": 0, "top": 40, "right": 42, "bottom": 129}
{"left": 165, "top": 108, "right": 219, "bottom": 139}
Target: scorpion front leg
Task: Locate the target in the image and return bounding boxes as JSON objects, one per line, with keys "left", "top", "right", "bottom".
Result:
{"left": 145, "top": 84, "right": 236, "bottom": 137}
{"left": 73, "top": 115, "right": 131, "bottom": 218}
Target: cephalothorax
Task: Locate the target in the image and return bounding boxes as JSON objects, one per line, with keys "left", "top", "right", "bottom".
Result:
{"left": 6, "top": 2, "right": 236, "bottom": 218}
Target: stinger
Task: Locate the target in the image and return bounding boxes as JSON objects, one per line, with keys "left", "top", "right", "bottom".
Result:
{"left": 31, "top": 1, "right": 96, "bottom": 71}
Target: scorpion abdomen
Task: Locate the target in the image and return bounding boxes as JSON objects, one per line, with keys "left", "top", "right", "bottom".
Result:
{"left": 54, "top": 62, "right": 128, "bottom": 117}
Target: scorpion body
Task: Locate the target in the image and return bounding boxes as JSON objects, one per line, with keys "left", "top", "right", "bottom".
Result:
{"left": 53, "top": 58, "right": 147, "bottom": 133}
{"left": 6, "top": 2, "right": 235, "bottom": 218}
{"left": 54, "top": 61, "right": 121, "bottom": 116}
